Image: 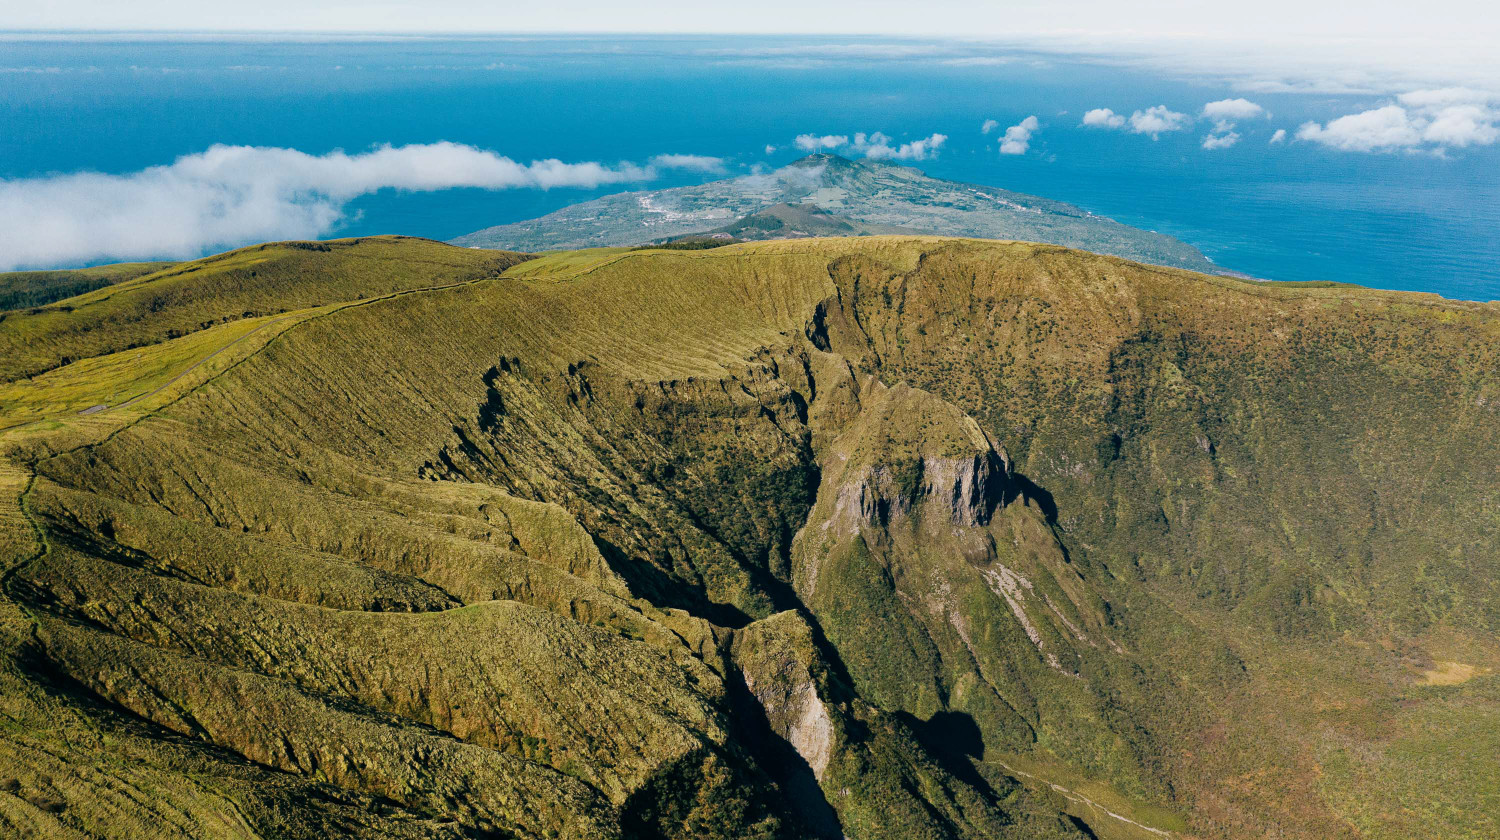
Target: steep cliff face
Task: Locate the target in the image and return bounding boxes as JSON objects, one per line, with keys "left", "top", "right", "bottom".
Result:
{"left": 730, "top": 608, "right": 1078, "bottom": 840}
{"left": 789, "top": 371, "right": 1134, "bottom": 792}
{"left": 816, "top": 380, "right": 1005, "bottom": 534}
{"left": 1, "top": 236, "right": 1498, "bottom": 840}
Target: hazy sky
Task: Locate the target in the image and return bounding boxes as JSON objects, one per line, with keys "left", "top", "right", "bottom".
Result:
{"left": 11, "top": 1, "right": 1495, "bottom": 94}
{"left": 3, "top": 2, "right": 1497, "bottom": 278}
{"left": 7, "top": 0, "right": 1497, "bottom": 44}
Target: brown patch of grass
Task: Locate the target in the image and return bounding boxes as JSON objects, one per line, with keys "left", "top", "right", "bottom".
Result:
{"left": 1419, "top": 661, "right": 1488, "bottom": 686}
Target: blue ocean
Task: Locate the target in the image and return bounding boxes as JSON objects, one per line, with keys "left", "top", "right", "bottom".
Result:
{"left": 3, "top": 34, "right": 1497, "bottom": 300}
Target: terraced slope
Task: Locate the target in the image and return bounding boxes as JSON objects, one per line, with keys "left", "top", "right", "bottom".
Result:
{"left": 1, "top": 236, "right": 1497, "bottom": 839}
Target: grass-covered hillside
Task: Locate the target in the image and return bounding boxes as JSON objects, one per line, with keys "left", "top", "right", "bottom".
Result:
{"left": 0, "top": 262, "right": 176, "bottom": 313}
{"left": 1, "top": 235, "right": 1496, "bottom": 840}
{"left": 0, "top": 236, "right": 529, "bottom": 384}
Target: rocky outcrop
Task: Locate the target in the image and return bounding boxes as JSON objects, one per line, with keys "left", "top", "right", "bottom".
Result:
{"left": 732, "top": 612, "right": 835, "bottom": 781}
{"left": 918, "top": 449, "right": 1007, "bottom": 527}
{"left": 818, "top": 380, "right": 1010, "bottom": 537}
{"left": 827, "top": 450, "right": 1006, "bottom": 533}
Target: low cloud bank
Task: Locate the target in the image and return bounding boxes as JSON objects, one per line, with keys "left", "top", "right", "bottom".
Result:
{"left": 0, "top": 142, "right": 718, "bottom": 270}
{"left": 649, "top": 153, "right": 726, "bottom": 173}
{"left": 1296, "top": 89, "right": 1499, "bottom": 152}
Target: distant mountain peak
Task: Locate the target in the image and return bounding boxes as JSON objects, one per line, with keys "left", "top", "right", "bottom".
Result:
{"left": 784, "top": 153, "right": 918, "bottom": 179}
{"left": 787, "top": 152, "right": 856, "bottom": 168}
{"left": 788, "top": 152, "right": 843, "bottom": 164}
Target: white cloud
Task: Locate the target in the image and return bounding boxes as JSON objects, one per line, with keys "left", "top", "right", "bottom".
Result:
{"left": 5, "top": 29, "right": 1499, "bottom": 99}
{"left": 0, "top": 142, "right": 664, "bottom": 271}
{"left": 1201, "top": 98, "right": 1266, "bottom": 120}
{"left": 764, "top": 144, "right": 778, "bottom": 155}
{"left": 1397, "top": 87, "right": 1497, "bottom": 109}
{"left": 1201, "top": 131, "right": 1241, "bottom": 149}
{"left": 1199, "top": 100, "right": 1263, "bottom": 149}
{"left": 1084, "top": 105, "right": 1190, "bottom": 137}
{"left": 1420, "top": 104, "right": 1500, "bottom": 147}
{"left": 852, "top": 131, "right": 948, "bottom": 160}
{"left": 793, "top": 133, "right": 849, "bottom": 152}
{"left": 958, "top": 32, "right": 1500, "bottom": 99}
{"left": 942, "top": 56, "right": 1012, "bottom": 67}
{"left": 1127, "top": 105, "right": 1190, "bottom": 138}
{"left": 1296, "top": 106, "right": 1422, "bottom": 151}
{"left": 789, "top": 131, "right": 946, "bottom": 160}
{"left": 735, "top": 160, "right": 827, "bottom": 193}
{"left": 649, "top": 153, "right": 726, "bottom": 173}
{"left": 1081, "top": 107, "right": 1125, "bottom": 128}
{"left": 900, "top": 134, "right": 949, "bottom": 160}
{"left": 1296, "top": 90, "right": 1499, "bottom": 152}
{"left": 980, "top": 118, "right": 1000, "bottom": 134}
{"left": 998, "top": 116, "right": 1039, "bottom": 155}
{"left": 1269, "top": 128, "right": 1288, "bottom": 144}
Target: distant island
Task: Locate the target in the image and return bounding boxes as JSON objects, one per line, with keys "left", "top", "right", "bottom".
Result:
{"left": 454, "top": 153, "right": 1220, "bottom": 273}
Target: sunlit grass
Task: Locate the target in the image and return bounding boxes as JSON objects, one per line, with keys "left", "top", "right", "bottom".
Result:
{"left": 500, "top": 247, "right": 635, "bottom": 280}
{"left": 0, "top": 313, "right": 288, "bottom": 429}
{"left": 989, "top": 751, "right": 1189, "bottom": 839}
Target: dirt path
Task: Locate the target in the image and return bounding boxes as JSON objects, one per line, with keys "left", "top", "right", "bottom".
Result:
{"left": 78, "top": 314, "right": 298, "bottom": 417}
{"left": 994, "top": 760, "right": 1176, "bottom": 838}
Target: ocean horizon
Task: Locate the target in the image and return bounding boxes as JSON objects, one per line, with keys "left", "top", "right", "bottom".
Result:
{"left": 3, "top": 33, "right": 1497, "bottom": 300}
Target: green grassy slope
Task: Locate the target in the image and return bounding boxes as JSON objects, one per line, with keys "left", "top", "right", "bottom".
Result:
{"left": 1, "top": 235, "right": 1496, "bottom": 839}
{"left": 0, "top": 262, "right": 177, "bottom": 313}
{"left": 0, "top": 236, "right": 529, "bottom": 383}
